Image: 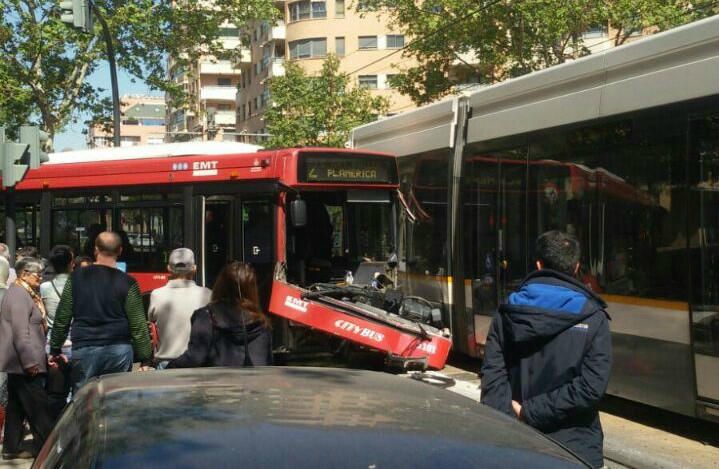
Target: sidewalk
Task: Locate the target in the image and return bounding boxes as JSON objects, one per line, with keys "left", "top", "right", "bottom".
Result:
{"left": 427, "top": 365, "right": 719, "bottom": 469}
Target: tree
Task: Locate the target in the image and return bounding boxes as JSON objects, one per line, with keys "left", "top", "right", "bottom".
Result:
{"left": 265, "top": 55, "right": 389, "bottom": 148}
{"left": 0, "top": 0, "right": 279, "bottom": 145}
{"left": 356, "top": 0, "right": 718, "bottom": 105}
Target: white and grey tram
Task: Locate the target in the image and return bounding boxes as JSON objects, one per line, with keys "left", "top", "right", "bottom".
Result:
{"left": 352, "top": 15, "right": 719, "bottom": 421}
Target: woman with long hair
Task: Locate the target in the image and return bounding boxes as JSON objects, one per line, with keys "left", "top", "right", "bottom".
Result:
{"left": 167, "top": 262, "right": 272, "bottom": 368}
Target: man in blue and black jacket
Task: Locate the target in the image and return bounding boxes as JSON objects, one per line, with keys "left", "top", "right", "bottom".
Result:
{"left": 481, "top": 230, "right": 612, "bottom": 468}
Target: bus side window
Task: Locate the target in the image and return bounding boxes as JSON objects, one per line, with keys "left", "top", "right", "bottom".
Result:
{"left": 52, "top": 195, "right": 113, "bottom": 259}
{"left": 118, "top": 204, "right": 183, "bottom": 273}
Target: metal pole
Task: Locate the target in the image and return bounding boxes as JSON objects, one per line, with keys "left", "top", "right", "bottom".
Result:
{"left": 92, "top": 4, "right": 121, "bottom": 147}
{"left": 5, "top": 187, "right": 16, "bottom": 265}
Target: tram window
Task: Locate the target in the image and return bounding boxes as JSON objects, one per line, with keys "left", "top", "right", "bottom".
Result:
{"left": 526, "top": 113, "right": 687, "bottom": 301}
{"left": 118, "top": 207, "right": 183, "bottom": 272}
{"left": 399, "top": 149, "right": 451, "bottom": 276}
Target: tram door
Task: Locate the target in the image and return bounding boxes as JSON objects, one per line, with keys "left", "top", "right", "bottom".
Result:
{"left": 690, "top": 114, "right": 719, "bottom": 410}
{"left": 465, "top": 152, "right": 527, "bottom": 345}
{"left": 495, "top": 156, "right": 528, "bottom": 302}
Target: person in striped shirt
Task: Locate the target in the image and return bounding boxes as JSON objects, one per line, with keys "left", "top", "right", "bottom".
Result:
{"left": 50, "top": 232, "right": 152, "bottom": 394}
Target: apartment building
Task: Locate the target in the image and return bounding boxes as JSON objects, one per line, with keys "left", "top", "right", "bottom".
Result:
{"left": 236, "top": 0, "right": 417, "bottom": 141}
{"left": 89, "top": 95, "right": 166, "bottom": 148}
{"left": 166, "top": 26, "right": 249, "bottom": 142}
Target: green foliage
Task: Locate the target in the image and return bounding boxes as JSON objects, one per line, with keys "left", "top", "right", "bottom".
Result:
{"left": 358, "top": 0, "right": 718, "bottom": 104}
{"left": 0, "top": 0, "right": 278, "bottom": 143}
{"left": 265, "top": 55, "right": 389, "bottom": 148}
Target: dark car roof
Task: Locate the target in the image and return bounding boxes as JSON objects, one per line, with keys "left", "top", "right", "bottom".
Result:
{"left": 39, "top": 367, "right": 585, "bottom": 468}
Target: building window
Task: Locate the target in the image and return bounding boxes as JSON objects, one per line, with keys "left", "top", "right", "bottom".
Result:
{"left": 289, "top": 1, "right": 327, "bottom": 22}
{"left": 584, "top": 24, "right": 609, "bottom": 38}
{"left": 219, "top": 27, "right": 240, "bottom": 38}
{"left": 289, "top": 38, "right": 327, "bottom": 59}
{"left": 335, "top": 37, "right": 345, "bottom": 57}
{"left": 217, "top": 77, "right": 232, "bottom": 86}
{"left": 139, "top": 118, "right": 165, "bottom": 126}
{"left": 386, "top": 74, "right": 398, "bottom": 88}
{"left": 358, "top": 75, "right": 378, "bottom": 89}
{"left": 386, "top": 35, "right": 405, "bottom": 49}
{"left": 335, "top": 0, "right": 344, "bottom": 18}
{"left": 358, "top": 36, "right": 378, "bottom": 50}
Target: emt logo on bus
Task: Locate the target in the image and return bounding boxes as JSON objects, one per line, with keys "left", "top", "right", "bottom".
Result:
{"left": 192, "top": 160, "right": 219, "bottom": 177}
{"left": 284, "top": 295, "right": 309, "bottom": 313}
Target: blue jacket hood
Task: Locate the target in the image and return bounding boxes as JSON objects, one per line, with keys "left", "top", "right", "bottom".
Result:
{"left": 499, "top": 270, "right": 608, "bottom": 344}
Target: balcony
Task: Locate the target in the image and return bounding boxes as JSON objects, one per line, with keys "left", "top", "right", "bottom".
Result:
{"left": 213, "top": 110, "right": 237, "bottom": 126}
{"left": 269, "top": 59, "right": 285, "bottom": 78}
{"left": 200, "top": 86, "right": 238, "bottom": 102}
{"left": 219, "top": 37, "right": 242, "bottom": 50}
{"left": 200, "top": 60, "right": 243, "bottom": 75}
{"left": 264, "top": 21, "right": 286, "bottom": 43}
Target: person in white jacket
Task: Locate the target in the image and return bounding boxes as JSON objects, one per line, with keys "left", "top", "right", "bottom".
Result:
{"left": 149, "top": 248, "right": 211, "bottom": 369}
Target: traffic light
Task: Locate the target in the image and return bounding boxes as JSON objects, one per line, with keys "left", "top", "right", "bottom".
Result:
{"left": 0, "top": 127, "right": 30, "bottom": 188}
{"left": 60, "top": 0, "right": 93, "bottom": 33}
{"left": 20, "top": 125, "right": 50, "bottom": 169}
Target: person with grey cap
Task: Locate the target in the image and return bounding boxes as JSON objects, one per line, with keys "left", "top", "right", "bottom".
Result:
{"left": 0, "top": 258, "right": 53, "bottom": 459}
{"left": 149, "top": 248, "right": 211, "bottom": 369}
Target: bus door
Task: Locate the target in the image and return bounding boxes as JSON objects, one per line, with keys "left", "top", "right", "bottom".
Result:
{"left": 241, "top": 199, "right": 274, "bottom": 311}
{"left": 196, "top": 195, "right": 235, "bottom": 287}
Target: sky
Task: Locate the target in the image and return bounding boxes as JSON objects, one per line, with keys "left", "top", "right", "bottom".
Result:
{"left": 53, "top": 66, "right": 160, "bottom": 152}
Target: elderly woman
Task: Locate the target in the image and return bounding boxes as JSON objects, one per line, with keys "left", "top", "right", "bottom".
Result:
{"left": 0, "top": 258, "right": 53, "bottom": 460}
{"left": 0, "top": 257, "right": 9, "bottom": 441}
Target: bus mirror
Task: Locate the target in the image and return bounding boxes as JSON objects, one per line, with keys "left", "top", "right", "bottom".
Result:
{"left": 291, "top": 199, "right": 307, "bottom": 228}
{"left": 387, "top": 253, "right": 398, "bottom": 269}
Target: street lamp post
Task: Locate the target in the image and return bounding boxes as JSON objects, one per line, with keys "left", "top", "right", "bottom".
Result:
{"left": 60, "top": 0, "right": 120, "bottom": 147}
{"left": 92, "top": 5, "right": 121, "bottom": 148}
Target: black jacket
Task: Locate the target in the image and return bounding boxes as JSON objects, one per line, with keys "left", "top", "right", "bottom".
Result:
{"left": 167, "top": 303, "right": 272, "bottom": 369}
{"left": 480, "top": 270, "right": 612, "bottom": 468}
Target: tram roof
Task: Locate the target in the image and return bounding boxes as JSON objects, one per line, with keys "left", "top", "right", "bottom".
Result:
{"left": 48, "top": 141, "right": 263, "bottom": 164}
{"left": 352, "top": 14, "right": 719, "bottom": 154}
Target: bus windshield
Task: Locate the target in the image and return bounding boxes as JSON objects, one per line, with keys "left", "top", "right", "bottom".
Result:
{"left": 286, "top": 191, "right": 394, "bottom": 285}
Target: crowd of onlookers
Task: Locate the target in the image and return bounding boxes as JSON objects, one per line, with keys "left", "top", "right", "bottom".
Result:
{"left": 0, "top": 232, "right": 272, "bottom": 460}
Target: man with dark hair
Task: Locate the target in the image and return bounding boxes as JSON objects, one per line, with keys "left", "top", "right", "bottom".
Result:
{"left": 50, "top": 232, "right": 153, "bottom": 392}
{"left": 481, "top": 230, "right": 612, "bottom": 468}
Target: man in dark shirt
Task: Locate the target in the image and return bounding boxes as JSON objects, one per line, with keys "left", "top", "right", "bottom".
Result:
{"left": 481, "top": 231, "right": 612, "bottom": 468}
{"left": 50, "top": 232, "right": 152, "bottom": 393}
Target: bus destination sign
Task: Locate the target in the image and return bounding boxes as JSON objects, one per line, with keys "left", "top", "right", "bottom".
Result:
{"left": 299, "top": 154, "right": 396, "bottom": 184}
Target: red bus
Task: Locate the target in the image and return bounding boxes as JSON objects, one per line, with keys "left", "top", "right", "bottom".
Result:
{"left": 2, "top": 142, "right": 451, "bottom": 369}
